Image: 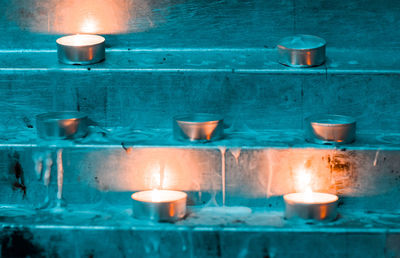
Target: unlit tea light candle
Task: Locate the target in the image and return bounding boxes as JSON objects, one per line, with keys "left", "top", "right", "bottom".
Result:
{"left": 277, "top": 34, "right": 326, "bottom": 67}
{"left": 131, "top": 190, "right": 187, "bottom": 222}
{"left": 56, "top": 34, "right": 105, "bottom": 65}
{"left": 305, "top": 114, "right": 356, "bottom": 145}
{"left": 284, "top": 191, "right": 338, "bottom": 221}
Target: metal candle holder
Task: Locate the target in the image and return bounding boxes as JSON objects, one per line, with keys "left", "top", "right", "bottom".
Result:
{"left": 131, "top": 190, "right": 187, "bottom": 222}
{"left": 36, "top": 111, "right": 89, "bottom": 140}
{"left": 284, "top": 192, "right": 338, "bottom": 221}
{"left": 305, "top": 114, "right": 356, "bottom": 145}
{"left": 173, "top": 113, "right": 224, "bottom": 142}
{"left": 277, "top": 34, "right": 326, "bottom": 67}
{"left": 56, "top": 34, "right": 105, "bottom": 65}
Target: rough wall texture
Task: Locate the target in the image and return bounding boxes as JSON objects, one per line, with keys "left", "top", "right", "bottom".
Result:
{"left": 1, "top": 143, "right": 400, "bottom": 210}
{"left": 0, "top": 0, "right": 399, "bottom": 49}
{"left": 0, "top": 1, "right": 400, "bottom": 256}
{"left": 0, "top": 50, "right": 399, "bottom": 131}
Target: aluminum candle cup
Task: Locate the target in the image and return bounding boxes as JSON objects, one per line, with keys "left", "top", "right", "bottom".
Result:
{"left": 284, "top": 192, "right": 338, "bottom": 221}
{"left": 173, "top": 113, "right": 224, "bottom": 142}
{"left": 56, "top": 34, "right": 105, "bottom": 65}
{"left": 36, "top": 111, "right": 89, "bottom": 140}
{"left": 277, "top": 34, "right": 326, "bottom": 67}
{"left": 305, "top": 114, "right": 356, "bottom": 145}
{"left": 131, "top": 190, "right": 187, "bottom": 222}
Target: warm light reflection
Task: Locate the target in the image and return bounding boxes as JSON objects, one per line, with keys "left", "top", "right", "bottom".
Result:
{"left": 148, "top": 162, "right": 173, "bottom": 190}
{"left": 92, "top": 148, "right": 207, "bottom": 192}
{"left": 8, "top": 0, "right": 158, "bottom": 34}
{"left": 306, "top": 51, "right": 312, "bottom": 66}
{"left": 52, "top": 0, "right": 133, "bottom": 34}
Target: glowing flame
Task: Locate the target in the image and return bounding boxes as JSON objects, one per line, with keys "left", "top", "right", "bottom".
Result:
{"left": 80, "top": 18, "right": 98, "bottom": 34}
{"left": 296, "top": 168, "right": 315, "bottom": 202}
{"left": 295, "top": 167, "right": 314, "bottom": 194}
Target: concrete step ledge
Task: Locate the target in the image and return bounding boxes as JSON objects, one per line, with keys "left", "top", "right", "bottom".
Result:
{"left": 0, "top": 49, "right": 399, "bottom": 131}
{"left": 1, "top": 205, "right": 400, "bottom": 257}
{"left": 0, "top": 48, "right": 399, "bottom": 74}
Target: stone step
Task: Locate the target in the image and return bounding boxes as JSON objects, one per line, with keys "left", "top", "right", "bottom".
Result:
{"left": 1, "top": 129, "right": 400, "bottom": 210}
{"left": 0, "top": 205, "right": 399, "bottom": 257}
{"left": 0, "top": 48, "right": 399, "bottom": 131}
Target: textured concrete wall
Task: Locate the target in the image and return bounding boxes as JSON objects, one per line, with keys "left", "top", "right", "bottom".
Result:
{"left": 1, "top": 143, "right": 400, "bottom": 210}
{"left": 0, "top": 0, "right": 399, "bottom": 49}
{"left": 0, "top": 1, "right": 400, "bottom": 256}
{"left": 0, "top": 50, "right": 399, "bottom": 131}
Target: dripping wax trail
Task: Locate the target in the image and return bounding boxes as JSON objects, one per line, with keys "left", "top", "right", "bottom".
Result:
{"left": 56, "top": 149, "right": 64, "bottom": 201}
{"left": 219, "top": 146, "right": 226, "bottom": 206}
{"left": 33, "top": 149, "right": 64, "bottom": 208}
{"left": 373, "top": 149, "right": 381, "bottom": 167}
{"left": 230, "top": 148, "right": 241, "bottom": 165}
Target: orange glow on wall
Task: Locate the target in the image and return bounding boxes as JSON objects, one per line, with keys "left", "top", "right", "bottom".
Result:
{"left": 82, "top": 148, "right": 220, "bottom": 192}
{"left": 7, "top": 0, "right": 156, "bottom": 34}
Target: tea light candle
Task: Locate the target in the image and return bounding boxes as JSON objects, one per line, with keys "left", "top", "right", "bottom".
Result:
{"left": 284, "top": 191, "right": 338, "bottom": 221}
{"left": 131, "top": 190, "right": 187, "bottom": 222}
{"left": 277, "top": 34, "right": 326, "bottom": 67}
{"left": 305, "top": 114, "right": 356, "bottom": 145}
{"left": 56, "top": 34, "right": 105, "bottom": 65}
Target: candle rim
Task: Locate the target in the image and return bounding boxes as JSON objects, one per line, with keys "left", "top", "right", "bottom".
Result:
{"left": 174, "top": 113, "right": 223, "bottom": 124}
{"left": 56, "top": 34, "right": 105, "bottom": 47}
{"left": 277, "top": 34, "right": 326, "bottom": 50}
{"left": 36, "top": 111, "right": 87, "bottom": 121}
{"left": 307, "top": 114, "right": 356, "bottom": 126}
{"left": 283, "top": 192, "right": 338, "bottom": 205}
{"left": 131, "top": 190, "right": 187, "bottom": 203}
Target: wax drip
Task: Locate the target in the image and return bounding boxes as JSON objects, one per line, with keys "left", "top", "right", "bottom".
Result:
{"left": 33, "top": 152, "right": 43, "bottom": 180}
{"left": 219, "top": 147, "right": 226, "bottom": 206}
{"left": 43, "top": 152, "right": 53, "bottom": 186}
{"left": 373, "top": 149, "right": 380, "bottom": 167}
{"left": 230, "top": 148, "right": 241, "bottom": 165}
{"left": 56, "top": 149, "right": 64, "bottom": 201}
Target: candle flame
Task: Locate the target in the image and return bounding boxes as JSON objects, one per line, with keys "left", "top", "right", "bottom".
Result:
{"left": 296, "top": 168, "right": 313, "bottom": 193}
{"left": 81, "top": 18, "right": 98, "bottom": 34}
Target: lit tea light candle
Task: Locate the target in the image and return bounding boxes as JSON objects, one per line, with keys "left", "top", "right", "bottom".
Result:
{"left": 56, "top": 34, "right": 105, "bottom": 65}
{"left": 131, "top": 189, "right": 187, "bottom": 222}
{"left": 284, "top": 189, "right": 338, "bottom": 221}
